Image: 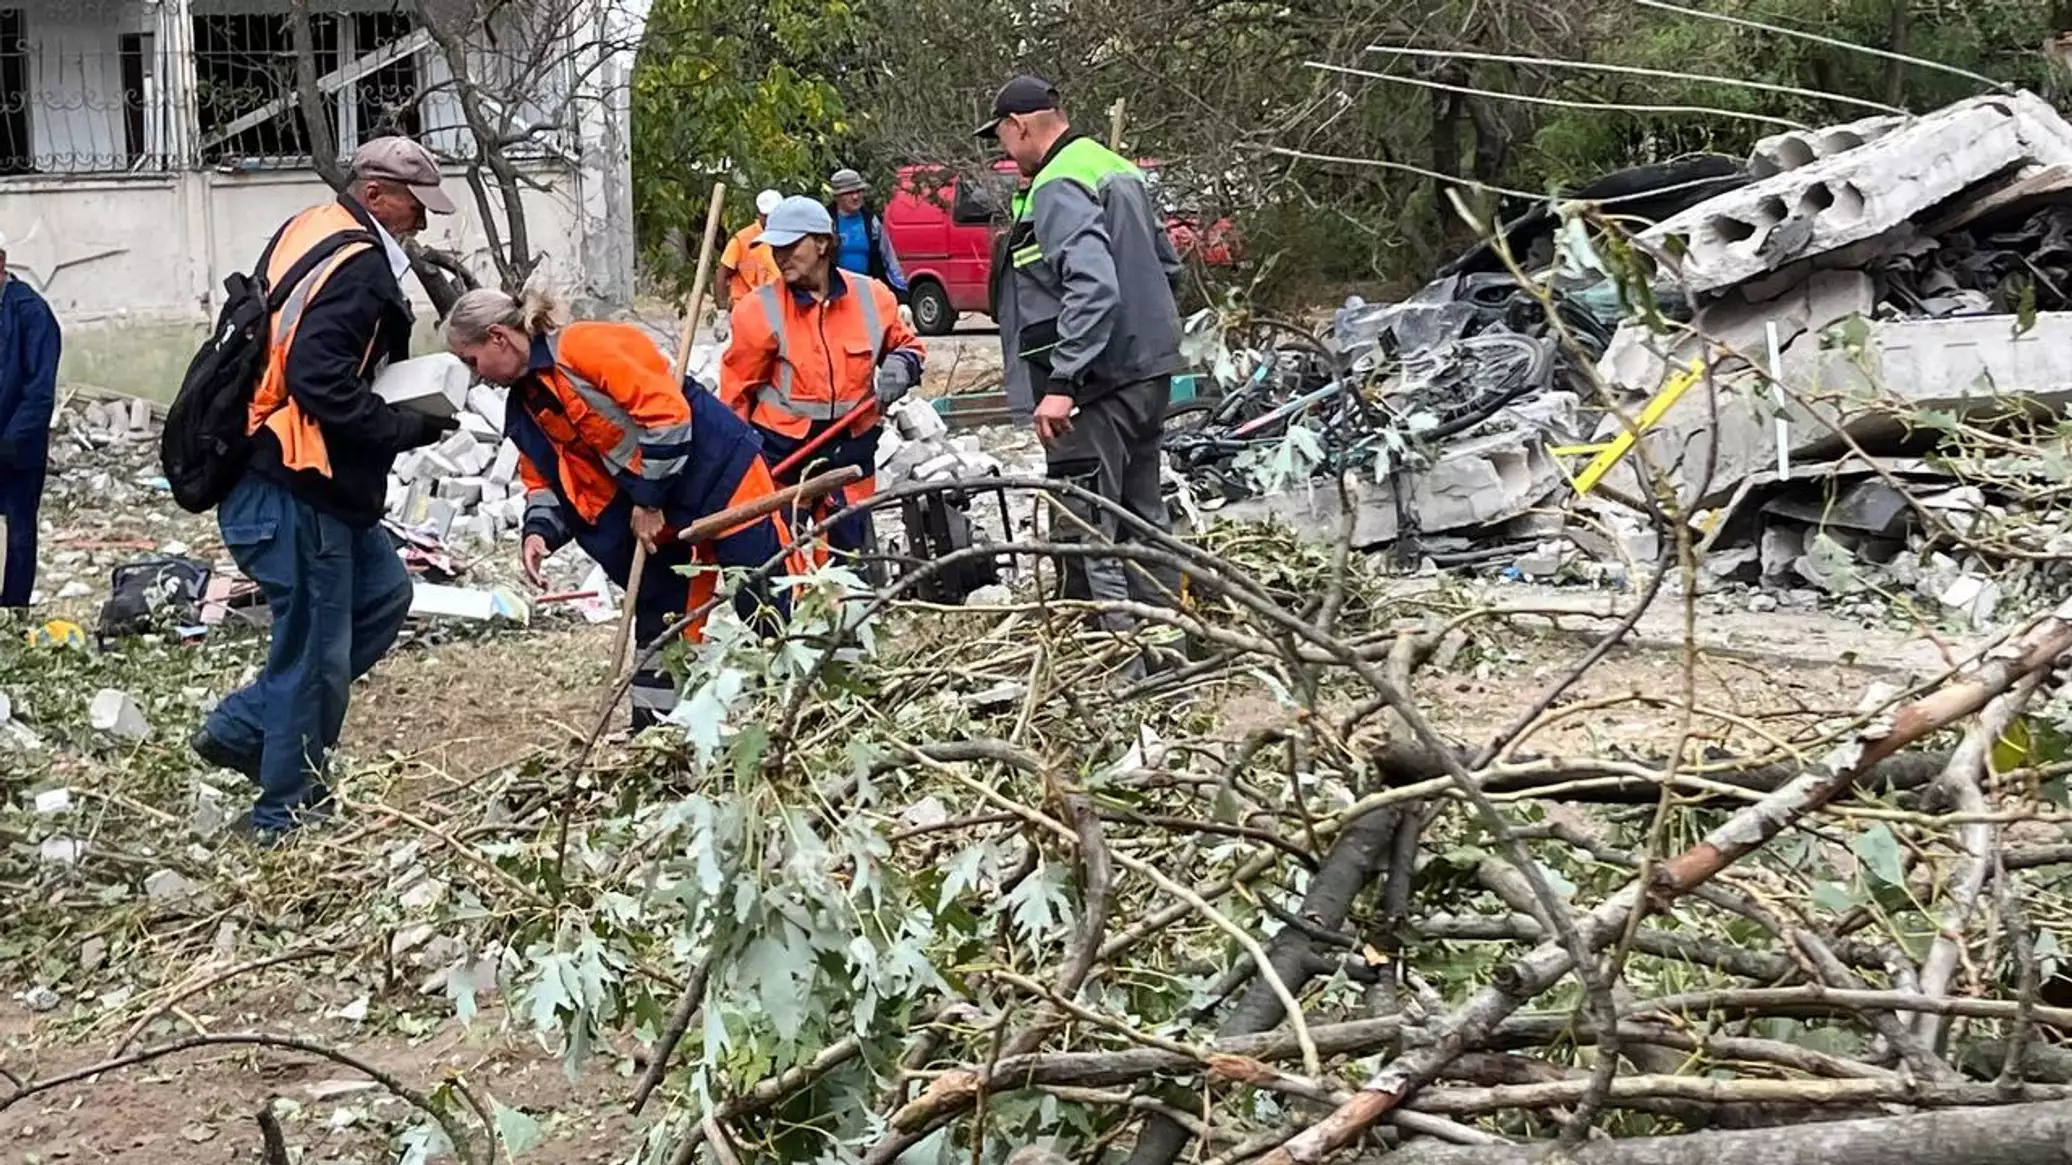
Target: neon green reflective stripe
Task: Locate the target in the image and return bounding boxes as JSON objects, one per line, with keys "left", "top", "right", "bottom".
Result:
{"left": 1011, "top": 243, "right": 1044, "bottom": 267}
{"left": 1017, "top": 137, "right": 1141, "bottom": 219}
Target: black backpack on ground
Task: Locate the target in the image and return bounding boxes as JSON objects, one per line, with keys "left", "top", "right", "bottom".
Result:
{"left": 160, "top": 228, "right": 374, "bottom": 513}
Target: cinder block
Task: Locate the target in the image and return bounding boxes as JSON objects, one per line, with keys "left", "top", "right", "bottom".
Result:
{"left": 373, "top": 353, "right": 470, "bottom": 417}
{"left": 393, "top": 450, "right": 429, "bottom": 484}
{"left": 459, "top": 411, "right": 500, "bottom": 441}
{"left": 426, "top": 499, "right": 458, "bottom": 541}
{"left": 1644, "top": 97, "right": 2041, "bottom": 292}
{"left": 466, "top": 384, "right": 509, "bottom": 432}
{"left": 437, "top": 476, "right": 486, "bottom": 507}
{"left": 1747, "top": 112, "right": 1906, "bottom": 178}
{"left": 487, "top": 441, "right": 521, "bottom": 486}
{"left": 890, "top": 397, "right": 948, "bottom": 441}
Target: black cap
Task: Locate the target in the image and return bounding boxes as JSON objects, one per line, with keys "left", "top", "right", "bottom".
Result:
{"left": 975, "top": 75, "right": 1061, "bottom": 139}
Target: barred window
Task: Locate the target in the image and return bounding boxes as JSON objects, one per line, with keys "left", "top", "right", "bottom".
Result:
{"left": 194, "top": 4, "right": 424, "bottom": 168}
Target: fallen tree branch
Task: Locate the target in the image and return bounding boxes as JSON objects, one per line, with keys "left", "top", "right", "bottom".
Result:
{"left": 1391, "top": 1097, "right": 2072, "bottom": 1165}
{"left": 1251, "top": 603, "right": 2072, "bottom": 1165}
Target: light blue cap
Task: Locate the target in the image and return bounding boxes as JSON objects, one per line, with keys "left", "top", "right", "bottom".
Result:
{"left": 759, "top": 196, "right": 834, "bottom": 247}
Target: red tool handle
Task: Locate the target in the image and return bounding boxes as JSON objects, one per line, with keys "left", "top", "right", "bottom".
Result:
{"left": 769, "top": 396, "right": 879, "bottom": 480}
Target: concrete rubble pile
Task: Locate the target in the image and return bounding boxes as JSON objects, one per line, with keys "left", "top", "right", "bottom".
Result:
{"left": 374, "top": 353, "right": 530, "bottom": 552}
{"left": 1203, "top": 91, "right": 2072, "bottom": 627}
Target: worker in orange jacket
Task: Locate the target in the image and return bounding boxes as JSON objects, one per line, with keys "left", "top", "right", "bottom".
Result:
{"left": 716, "top": 189, "right": 783, "bottom": 313}
{"left": 445, "top": 287, "right": 802, "bottom": 729}
{"left": 721, "top": 196, "right": 925, "bottom": 561}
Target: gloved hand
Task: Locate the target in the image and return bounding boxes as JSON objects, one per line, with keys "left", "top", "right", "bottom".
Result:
{"left": 408, "top": 412, "right": 461, "bottom": 449}
{"left": 875, "top": 360, "right": 917, "bottom": 408}
{"left": 712, "top": 308, "right": 732, "bottom": 342}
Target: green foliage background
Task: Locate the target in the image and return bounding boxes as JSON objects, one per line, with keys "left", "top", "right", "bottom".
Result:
{"left": 631, "top": 0, "right": 2071, "bottom": 300}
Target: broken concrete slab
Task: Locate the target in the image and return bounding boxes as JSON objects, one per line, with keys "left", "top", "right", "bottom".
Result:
{"left": 1644, "top": 96, "right": 2064, "bottom": 293}
{"left": 1215, "top": 423, "right": 1562, "bottom": 547}
{"left": 1598, "top": 269, "right": 1875, "bottom": 391}
{"left": 1792, "top": 311, "right": 2072, "bottom": 449}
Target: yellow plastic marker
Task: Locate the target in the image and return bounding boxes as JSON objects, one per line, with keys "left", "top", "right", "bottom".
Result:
{"left": 1569, "top": 357, "right": 1709, "bottom": 496}
{"left": 26, "top": 620, "right": 87, "bottom": 650}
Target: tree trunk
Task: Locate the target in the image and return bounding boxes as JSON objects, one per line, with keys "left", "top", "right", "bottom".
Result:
{"left": 1429, "top": 75, "right": 1468, "bottom": 252}
{"left": 1883, "top": 0, "right": 1911, "bottom": 108}
{"left": 287, "top": 0, "right": 345, "bottom": 192}
{"left": 1390, "top": 1098, "right": 2072, "bottom": 1165}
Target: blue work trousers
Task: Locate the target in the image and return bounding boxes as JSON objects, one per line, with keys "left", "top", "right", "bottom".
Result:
{"left": 203, "top": 476, "right": 412, "bottom": 829}
{"left": 0, "top": 446, "right": 44, "bottom": 606}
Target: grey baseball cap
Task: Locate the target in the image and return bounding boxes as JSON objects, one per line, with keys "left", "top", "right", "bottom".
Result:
{"left": 350, "top": 136, "right": 455, "bottom": 214}
{"left": 759, "top": 196, "right": 835, "bottom": 247}
{"left": 829, "top": 168, "right": 868, "bottom": 195}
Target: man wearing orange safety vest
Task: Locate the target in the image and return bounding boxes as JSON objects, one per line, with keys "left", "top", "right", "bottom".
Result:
{"left": 720, "top": 196, "right": 925, "bottom": 560}
{"left": 190, "top": 137, "right": 460, "bottom": 845}
{"left": 716, "top": 189, "right": 783, "bottom": 314}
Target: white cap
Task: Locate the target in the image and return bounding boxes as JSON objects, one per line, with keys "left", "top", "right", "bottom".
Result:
{"left": 755, "top": 189, "right": 782, "bottom": 216}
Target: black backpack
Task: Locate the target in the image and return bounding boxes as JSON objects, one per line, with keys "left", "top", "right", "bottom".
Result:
{"left": 160, "top": 229, "right": 374, "bottom": 513}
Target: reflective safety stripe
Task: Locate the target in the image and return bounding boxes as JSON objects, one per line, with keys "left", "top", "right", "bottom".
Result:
{"left": 523, "top": 487, "right": 564, "bottom": 532}
{"left": 276, "top": 249, "right": 356, "bottom": 338}
{"left": 545, "top": 333, "right": 648, "bottom": 473}
{"left": 750, "top": 274, "right": 883, "bottom": 422}
{"left": 751, "top": 284, "right": 835, "bottom": 421}
{"left": 854, "top": 272, "right": 885, "bottom": 370}
{"left": 638, "top": 420, "right": 695, "bottom": 480}
{"left": 1011, "top": 243, "right": 1044, "bottom": 268}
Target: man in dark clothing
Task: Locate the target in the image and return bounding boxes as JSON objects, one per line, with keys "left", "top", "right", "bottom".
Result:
{"left": 0, "top": 243, "right": 59, "bottom": 608}
{"left": 826, "top": 167, "right": 908, "bottom": 298}
{"left": 191, "top": 136, "right": 458, "bottom": 842}
{"left": 981, "top": 76, "right": 1185, "bottom": 660}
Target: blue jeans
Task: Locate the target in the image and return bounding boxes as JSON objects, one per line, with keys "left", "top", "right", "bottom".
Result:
{"left": 203, "top": 476, "right": 411, "bottom": 830}
{"left": 0, "top": 444, "right": 44, "bottom": 606}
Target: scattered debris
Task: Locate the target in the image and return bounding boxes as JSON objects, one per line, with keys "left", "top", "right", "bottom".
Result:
{"left": 88, "top": 688, "right": 150, "bottom": 741}
{"left": 143, "top": 868, "right": 198, "bottom": 906}
{"left": 1173, "top": 89, "right": 2072, "bottom": 631}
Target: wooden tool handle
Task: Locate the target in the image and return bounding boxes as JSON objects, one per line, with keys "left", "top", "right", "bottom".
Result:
{"left": 678, "top": 466, "right": 864, "bottom": 545}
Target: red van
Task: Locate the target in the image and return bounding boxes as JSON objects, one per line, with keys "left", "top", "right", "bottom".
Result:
{"left": 886, "top": 160, "right": 1238, "bottom": 336}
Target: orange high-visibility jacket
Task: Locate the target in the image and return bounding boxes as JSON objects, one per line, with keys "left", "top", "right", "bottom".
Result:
{"left": 721, "top": 223, "right": 780, "bottom": 302}
{"left": 244, "top": 202, "right": 377, "bottom": 477}
{"left": 719, "top": 269, "right": 925, "bottom": 438}
{"left": 511, "top": 321, "right": 700, "bottom": 523}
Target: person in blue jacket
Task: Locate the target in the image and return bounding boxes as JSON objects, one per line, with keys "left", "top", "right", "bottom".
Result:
{"left": 0, "top": 244, "right": 60, "bottom": 608}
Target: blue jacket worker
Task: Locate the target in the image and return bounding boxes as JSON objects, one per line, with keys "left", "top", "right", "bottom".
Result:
{"left": 191, "top": 137, "right": 461, "bottom": 844}
{"left": 0, "top": 245, "right": 60, "bottom": 608}
{"left": 826, "top": 168, "right": 907, "bottom": 298}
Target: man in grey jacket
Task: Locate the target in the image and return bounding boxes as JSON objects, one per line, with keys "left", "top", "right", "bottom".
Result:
{"left": 981, "top": 75, "right": 1184, "bottom": 648}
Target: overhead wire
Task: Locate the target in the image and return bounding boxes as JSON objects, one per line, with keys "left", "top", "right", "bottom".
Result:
{"left": 1304, "top": 60, "right": 1812, "bottom": 129}
{"left": 1363, "top": 44, "right": 1908, "bottom": 116}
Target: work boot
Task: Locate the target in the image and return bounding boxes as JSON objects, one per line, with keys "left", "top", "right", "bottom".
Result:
{"left": 226, "top": 811, "right": 290, "bottom": 850}
{"left": 191, "top": 727, "right": 260, "bottom": 781}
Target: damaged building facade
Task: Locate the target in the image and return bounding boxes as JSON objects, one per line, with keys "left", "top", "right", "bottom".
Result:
{"left": 0, "top": 0, "right": 643, "bottom": 393}
{"left": 1200, "top": 90, "right": 2072, "bottom": 627}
